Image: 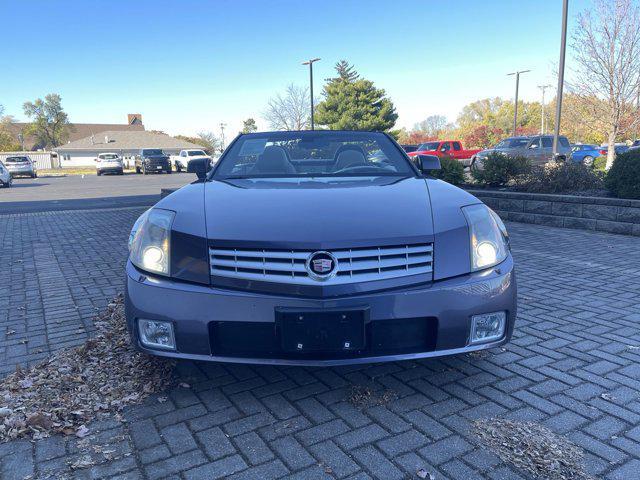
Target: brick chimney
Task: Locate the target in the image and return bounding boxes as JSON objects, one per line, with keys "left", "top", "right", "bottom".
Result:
{"left": 128, "top": 113, "right": 143, "bottom": 125}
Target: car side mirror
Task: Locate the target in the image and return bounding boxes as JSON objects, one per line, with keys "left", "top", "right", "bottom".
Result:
{"left": 187, "top": 157, "right": 211, "bottom": 180}
{"left": 416, "top": 154, "right": 441, "bottom": 173}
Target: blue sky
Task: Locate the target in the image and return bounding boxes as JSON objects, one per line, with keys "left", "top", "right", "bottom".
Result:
{"left": 1, "top": 0, "right": 591, "bottom": 137}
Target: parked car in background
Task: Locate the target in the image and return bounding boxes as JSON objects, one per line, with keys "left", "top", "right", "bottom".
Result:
{"left": 171, "top": 149, "right": 211, "bottom": 172}
{"left": 599, "top": 143, "right": 630, "bottom": 156}
{"left": 400, "top": 144, "right": 418, "bottom": 153}
{"left": 0, "top": 161, "right": 12, "bottom": 188}
{"left": 135, "top": 149, "right": 171, "bottom": 174}
{"left": 631, "top": 139, "right": 640, "bottom": 149}
{"left": 3, "top": 155, "right": 37, "bottom": 178}
{"left": 126, "top": 130, "right": 516, "bottom": 366}
{"left": 408, "top": 141, "right": 481, "bottom": 167}
{"left": 570, "top": 144, "right": 600, "bottom": 166}
{"left": 472, "top": 135, "right": 572, "bottom": 170}
{"left": 95, "top": 152, "right": 124, "bottom": 175}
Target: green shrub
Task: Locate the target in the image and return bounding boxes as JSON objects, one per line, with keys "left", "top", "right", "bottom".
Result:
{"left": 514, "top": 162, "right": 604, "bottom": 194}
{"left": 472, "top": 153, "right": 531, "bottom": 187}
{"left": 605, "top": 149, "right": 640, "bottom": 199}
{"left": 431, "top": 155, "right": 465, "bottom": 185}
{"left": 593, "top": 156, "right": 607, "bottom": 172}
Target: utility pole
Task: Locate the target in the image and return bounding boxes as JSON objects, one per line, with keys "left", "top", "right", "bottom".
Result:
{"left": 219, "top": 122, "right": 226, "bottom": 151}
{"left": 635, "top": 82, "right": 640, "bottom": 141}
{"left": 507, "top": 70, "right": 531, "bottom": 136}
{"left": 537, "top": 84, "right": 553, "bottom": 134}
{"left": 302, "top": 58, "right": 321, "bottom": 130}
{"left": 553, "top": 0, "right": 569, "bottom": 157}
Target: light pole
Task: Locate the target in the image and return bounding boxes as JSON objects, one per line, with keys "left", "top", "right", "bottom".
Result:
{"left": 553, "top": 0, "right": 569, "bottom": 157}
{"left": 302, "top": 58, "right": 321, "bottom": 130}
{"left": 537, "top": 84, "right": 553, "bottom": 134}
{"left": 507, "top": 70, "right": 531, "bottom": 136}
{"left": 219, "top": 122, "right": 226, "bottom": 151}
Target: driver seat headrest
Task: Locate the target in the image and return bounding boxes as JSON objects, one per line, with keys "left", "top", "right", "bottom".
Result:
{"left": 335, "top": 149, "right": 367, "bottom": 171}
{"left": 251, "top": 146, "right": 296, "bottom": 174}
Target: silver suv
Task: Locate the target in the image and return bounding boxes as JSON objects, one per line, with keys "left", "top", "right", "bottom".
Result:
{"left": 472, "top": 135, "right": 572, "bottom": 169}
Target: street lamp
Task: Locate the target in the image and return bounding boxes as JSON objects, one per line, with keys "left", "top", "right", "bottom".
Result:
{"left": 552, "top": 0, "right": 569, "bottom": 156}
{"left": 537, "top": 84, "right": 553, "bottom": 134}
{"left": 219, "top": 122, "right": 226, "bottom": 151}
{"left": 302, "top": 58, "right": 321, "bottom": 130}
{"left": 507, "top": 70, "right": 531, "bottom": 136}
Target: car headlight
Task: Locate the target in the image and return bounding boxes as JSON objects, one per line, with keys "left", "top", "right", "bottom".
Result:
{"left": 462, "top": 204, "right": 509, "bottom": 272}
{"left": 128, "top": 208, "right": 175, "bottom": 275}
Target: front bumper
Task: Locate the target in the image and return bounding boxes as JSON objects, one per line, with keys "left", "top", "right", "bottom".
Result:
{"left": 97, "top": 164, "right": 123, "bottom": 173}
{"left": 125, "top": 256, "right": 517, "bottom": 366}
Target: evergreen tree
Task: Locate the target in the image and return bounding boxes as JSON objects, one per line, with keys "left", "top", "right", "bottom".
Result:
{"left": 241, "top": 118, "right": 258, "bottom": 134}
{"left": 315, "top": 63, "right": 397, "bottom": 131}
{"left": 333, "top": 60, "right": 359, "bottom": 82}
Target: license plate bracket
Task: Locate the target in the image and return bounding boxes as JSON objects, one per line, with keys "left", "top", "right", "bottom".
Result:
{"left": 277, "top": 308, "right": 367, "bottom": 353}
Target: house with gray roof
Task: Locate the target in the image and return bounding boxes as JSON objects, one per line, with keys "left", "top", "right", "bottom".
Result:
{"left": 55, "top": 130, "right": 204, "bottom": 167}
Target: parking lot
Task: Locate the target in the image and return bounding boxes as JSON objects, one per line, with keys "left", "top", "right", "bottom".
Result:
{"left": 0, "top": 173, "right": 192, "bottom": 214}
{"left": 1, "top": 201, "right": 640, "bottom": 479}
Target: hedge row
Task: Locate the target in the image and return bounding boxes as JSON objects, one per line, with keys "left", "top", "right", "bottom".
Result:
{"left": 467, "top": 150, "right": 640, "bottom": 199}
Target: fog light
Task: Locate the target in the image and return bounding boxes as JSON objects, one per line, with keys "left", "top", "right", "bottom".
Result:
{"left": 138, "top": 319, "right": 175, "bottom": 350}
{"left": 470, "top": 311, "right": 506, "bottom": 345}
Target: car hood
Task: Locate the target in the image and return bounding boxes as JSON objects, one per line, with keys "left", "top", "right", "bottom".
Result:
{"left": 203, "top": 176, "right": 434, "bottom": 248}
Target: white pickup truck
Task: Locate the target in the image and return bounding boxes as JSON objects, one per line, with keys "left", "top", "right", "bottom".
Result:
{"left": 170, "top": 149, "right": 211, "bottom": 172}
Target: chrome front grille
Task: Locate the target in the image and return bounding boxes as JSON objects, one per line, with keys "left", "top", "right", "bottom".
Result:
{"left": 209, "top": 243, "right": 433, "bottom": 285}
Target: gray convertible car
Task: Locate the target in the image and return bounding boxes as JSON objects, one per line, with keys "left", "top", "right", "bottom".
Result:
{"left": 126, "top": 130, "right": 516, "bottom": 366}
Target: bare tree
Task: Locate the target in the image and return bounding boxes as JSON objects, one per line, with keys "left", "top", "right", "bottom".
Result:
{"left": 263, "top": 84, "right": 310, "bottom": 131}
{"left": 570, "top": 0, "right": 640, "bottom": 168}
{"left": 196, "top": 131, "right": 221, "bottom": 155}
{"left": 413, "top": 115, "right": 452, "bottom": 138}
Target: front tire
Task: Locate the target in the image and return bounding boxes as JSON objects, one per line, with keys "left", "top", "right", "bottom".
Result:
{"left": 97, "top": 171, "right": 102, "bottom": 176}
{"left": 583, "top": 155, "right": 594, "bottom": 167}
{"left": 136, "top": 166, "right": 141, "bottom": 174}
{"left": 166, "top": 167, "right": 172, "bottom": 174}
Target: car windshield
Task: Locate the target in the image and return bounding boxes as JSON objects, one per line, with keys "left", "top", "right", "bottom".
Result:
{"left": 495, "top": 138, "right": 530, "bottom": 149}
{"left": 417, "top": 142, "right": 440, "bottom": 151}
{"left": 142, "top": 149, "right": 163, "bottom": 156}
{"left": 100, "top": 154, "right": 118, "bottom": 160}
{"left": 188, "top": 150, "right": 206, "bottom": 156}
{"left": 214, "top": 131, "right": 413, "bottom": 178}
{"left": 6, "top": 156, "right": 29, "bottom": 163}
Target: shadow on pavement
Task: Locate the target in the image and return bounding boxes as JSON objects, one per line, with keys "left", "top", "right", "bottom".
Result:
{"left": 0, "top": 194, "right": 159, "bottom": 214}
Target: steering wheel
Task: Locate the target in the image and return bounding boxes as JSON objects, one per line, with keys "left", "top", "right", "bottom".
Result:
{"left": 334, "top": 164, "right": 390, "bottom": 174}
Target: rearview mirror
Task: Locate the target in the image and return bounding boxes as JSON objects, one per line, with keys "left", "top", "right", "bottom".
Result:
{"left": 416, "top": 154, "right": 441, "bottom": 173}
{"left": 187, "top": 157, "right": 211, "bottom": 180}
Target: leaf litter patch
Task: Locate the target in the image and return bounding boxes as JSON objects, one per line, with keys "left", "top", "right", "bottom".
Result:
{"left": 348, "top": 383, "right": 398, "bottom": 408}
{"left": 0, "top": 294, "right": 174, "bottom": 442}
{"left": 473, "top": 418, "right": 593, "bottom": 480}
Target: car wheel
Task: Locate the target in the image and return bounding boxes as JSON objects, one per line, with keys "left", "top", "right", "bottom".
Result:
{"left": 583, "top": 155, "right": 594, "bottom": 167}
{"left": 176, "top": 165, "right": 182, "bottom": 173}
{"left": 143, "top": 167, "right": 147, "bottom": 175}
{"left": 97, "top": 170, "right": 102, "bottom": 176}
{"left": 166, "top": 168, "right": 172, "bottom": 174}
{"left": 136, "top": 166, "right": 141, "bottom": 174}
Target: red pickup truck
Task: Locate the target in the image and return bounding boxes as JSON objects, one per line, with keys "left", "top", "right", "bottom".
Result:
{"left": 407, "top": 140, "right": 481, "bottom": 167}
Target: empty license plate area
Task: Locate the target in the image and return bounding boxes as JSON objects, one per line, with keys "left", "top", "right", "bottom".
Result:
{"left": 277, "top": 308, "right": 367, "bottom": 353}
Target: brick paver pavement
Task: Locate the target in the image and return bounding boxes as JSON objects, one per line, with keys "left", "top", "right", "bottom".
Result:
{"left": 1, "top": 207, "right": 639, "bottom": 480}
